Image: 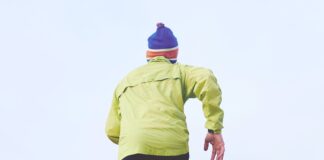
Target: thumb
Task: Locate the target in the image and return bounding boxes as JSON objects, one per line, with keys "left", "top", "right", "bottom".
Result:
{"left": 204, "top": 140, "right": 209, "bottom": 151}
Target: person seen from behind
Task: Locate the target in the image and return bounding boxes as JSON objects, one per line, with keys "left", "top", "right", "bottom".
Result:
{"left": 105, "top": 23, "right": 225, "bottom": 160}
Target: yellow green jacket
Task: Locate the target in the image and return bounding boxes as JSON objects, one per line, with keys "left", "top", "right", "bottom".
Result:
{"left": 105, "top": 56, "right": 224, "bottom": 160}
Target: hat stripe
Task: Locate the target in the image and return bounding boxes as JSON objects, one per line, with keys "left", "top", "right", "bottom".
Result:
{"left": 146, "top": 57, "right": 178, "bottom": 61}
{"left": 146, "top": 49, "right": 178, "bottom": 59}
{"left": 147, "top": 46, "right": 178, "bottom": 52}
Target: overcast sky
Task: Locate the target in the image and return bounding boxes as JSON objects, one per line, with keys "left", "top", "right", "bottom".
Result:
{"left": 0, "top": 0, "right": 323, "bottom": 160}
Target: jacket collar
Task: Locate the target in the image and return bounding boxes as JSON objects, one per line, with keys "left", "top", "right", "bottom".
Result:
{"left": 148, "top": 56, "right": 172, "bottom": 64}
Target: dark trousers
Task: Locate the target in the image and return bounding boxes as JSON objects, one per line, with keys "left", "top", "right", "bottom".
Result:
{"left": 123, "top": 153, "right": 189, "bottom": 160}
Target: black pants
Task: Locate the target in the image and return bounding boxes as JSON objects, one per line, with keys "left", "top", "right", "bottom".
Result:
{"left": 123, "top": 153, "right": 189, "bottom": 160}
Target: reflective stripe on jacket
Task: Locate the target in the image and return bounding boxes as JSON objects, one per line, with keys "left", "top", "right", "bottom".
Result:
{"left": 105, "top": 56, "right": 224, "bottom": 160}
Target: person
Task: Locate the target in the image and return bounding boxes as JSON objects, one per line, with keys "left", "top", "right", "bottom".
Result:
{"left": 105, "top": 23, "right": 225, "bottom": 160}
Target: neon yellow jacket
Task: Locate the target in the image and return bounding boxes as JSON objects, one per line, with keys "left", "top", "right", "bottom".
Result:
{"left": 105, "top": 56, "right": 224, "bottom": 160}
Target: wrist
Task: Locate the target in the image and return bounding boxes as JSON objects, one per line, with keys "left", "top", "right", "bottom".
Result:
{"left": 207, "top": 129, "right": 222, "bottom": 134}
{"left": 208, "top": 129, "right": 214, "bottom": 134}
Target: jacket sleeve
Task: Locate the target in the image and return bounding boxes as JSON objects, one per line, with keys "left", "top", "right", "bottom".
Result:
{"left": 182, "top": 65, "right": 224, "bottom": 133}
{"left": 105, "top": 91, "right": 121, "bottom": 144}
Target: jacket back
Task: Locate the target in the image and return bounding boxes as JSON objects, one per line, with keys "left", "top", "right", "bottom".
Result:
{"left": 106, "top": 56, "right": 223, "bottom": 160}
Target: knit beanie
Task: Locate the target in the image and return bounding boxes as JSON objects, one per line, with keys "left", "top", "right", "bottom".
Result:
{"left": 147, "top": 23, "right": 178, "bottom": 64}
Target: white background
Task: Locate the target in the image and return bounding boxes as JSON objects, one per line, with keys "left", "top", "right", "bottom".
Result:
{"left": 1, "top": 0, "right": 323, "bottom": 160}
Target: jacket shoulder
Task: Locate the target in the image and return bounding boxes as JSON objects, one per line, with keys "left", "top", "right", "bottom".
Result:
{"left": 176, "top": 63, "right": 214, "bottom": 76}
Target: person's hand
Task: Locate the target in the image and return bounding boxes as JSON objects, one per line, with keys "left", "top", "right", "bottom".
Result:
{"left": 204, "top": 133, "right": 225, "bottom": 160}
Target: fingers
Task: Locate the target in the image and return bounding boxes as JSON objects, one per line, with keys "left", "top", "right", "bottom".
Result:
{"left": 216, "top": 145, "right": 225, "bottom": 160}
{"left": 217, "top": 153, "right": 224, "bottom": 160}
{"left": 211, "top": 146, "right": 216, "bottom": 160}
